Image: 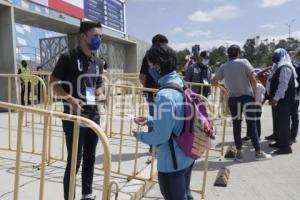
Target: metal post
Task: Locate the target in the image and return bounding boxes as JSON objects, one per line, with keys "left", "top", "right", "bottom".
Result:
{"left": 13, "top": 111, "right": 24, "bottom": 200}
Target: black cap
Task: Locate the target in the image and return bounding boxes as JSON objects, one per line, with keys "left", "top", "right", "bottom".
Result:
{"left": 152, "top": 34, "right": 168, "bottom": 45}
{"left": 79, "top": 20, "right": 102, "bottom": 34}
{"left": 200, "top": 51, "right": 208, "bottom": 58}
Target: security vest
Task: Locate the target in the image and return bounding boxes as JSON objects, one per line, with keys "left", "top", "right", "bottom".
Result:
{"left": 20, "top": 66, "right": 31, "bottom": 82}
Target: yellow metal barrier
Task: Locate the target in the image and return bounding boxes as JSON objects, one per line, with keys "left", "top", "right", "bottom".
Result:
{"left": 0, "top": 101, "right": 113, "bottom": 200}
{"left": 105, "top": 84, "right": 215, "bottom": 199}
{"left": 0, "top": 74, "right": 48, "bottom": 155}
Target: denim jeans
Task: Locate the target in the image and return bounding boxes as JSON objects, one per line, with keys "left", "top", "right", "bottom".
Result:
{"left": 228, "top": 95, "right": 260, "bottom": 151}
{"left": 246, "top": 105, "right": 262, "bottom": 138}
{"left": 158, "top": 163, "right": 194, "bottom": 200}
{"left": 62, "top": 120, "right": 99, "bottom": 200}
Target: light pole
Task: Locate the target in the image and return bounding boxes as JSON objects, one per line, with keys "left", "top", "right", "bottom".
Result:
{"left": 286, "top": 19, "right": 295, "bottom": 40}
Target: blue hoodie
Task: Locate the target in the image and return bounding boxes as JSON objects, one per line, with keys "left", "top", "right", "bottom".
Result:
{"left": 136, "top": 71, "right": 194, "bottom": 173}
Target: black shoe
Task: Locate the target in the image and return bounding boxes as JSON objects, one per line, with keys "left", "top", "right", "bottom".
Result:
{"left": 292, "top": 138, "right": 297, "bottom": 143}
{"left": 265, "top": 134, "right": 276, "bottom": 141}
{"left": 273, "top": 147, "right": 292, "bottom": 155}
{"left": 242, "top": 136, "right": 251, "bottom": 141}
{"left": 269, "top": 142, "right": 280, "bottom": 148}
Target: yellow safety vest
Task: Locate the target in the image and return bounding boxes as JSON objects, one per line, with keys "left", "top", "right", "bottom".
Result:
{"left": 20, "top": 66, "right": 31, "bottom": 82}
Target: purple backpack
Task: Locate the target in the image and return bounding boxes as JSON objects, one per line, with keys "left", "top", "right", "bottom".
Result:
{"left": 159, "top": 83, "right": 213, "bottom": 169}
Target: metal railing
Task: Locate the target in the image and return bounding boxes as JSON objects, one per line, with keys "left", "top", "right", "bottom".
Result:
{"left": 0, "top": 101, "right": 113, "bottom": 200}
{"left": 105, "top": 83, "right": 221, "bottom": 199}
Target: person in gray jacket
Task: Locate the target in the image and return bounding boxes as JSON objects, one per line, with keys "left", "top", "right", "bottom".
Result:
{"left": 184, "top": 51, "right": 211, "bottom": 97}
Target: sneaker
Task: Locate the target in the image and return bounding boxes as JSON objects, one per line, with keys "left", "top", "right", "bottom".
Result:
{"left": 235, "top": 150, "right": 243, "bottom": 162}
{"left": 255, "top": 151, "right": 272, "bottom": 161}
{"left": 81, "top": 195, "right": 96, "bottom": 200}
{"left": 242, "top": 136, "right": 251, "bottom": 141}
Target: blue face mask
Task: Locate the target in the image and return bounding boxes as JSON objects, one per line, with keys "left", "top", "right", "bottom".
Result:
{"left": 88, "top": 36, "right": 101, "bottom": 51}
{"left": 202, "top": 59, "right": 209, "bottom": 66}
{"left": 148, "top": 68, "right": 161, "bottom": 82}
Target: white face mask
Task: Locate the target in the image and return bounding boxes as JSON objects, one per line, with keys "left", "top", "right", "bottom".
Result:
{"left": 202, "top": 59, "right": 209, "bottom": 66}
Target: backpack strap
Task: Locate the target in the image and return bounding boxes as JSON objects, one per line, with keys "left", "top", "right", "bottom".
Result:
{"left": 168, "top": 135, "right": 178, "bottom": 170}
{"left": 159, "top": 82, "right": 186, "bottom": 170}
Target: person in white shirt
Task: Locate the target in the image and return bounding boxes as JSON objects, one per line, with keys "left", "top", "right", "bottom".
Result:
{"left": 242, "top": 78, "right": 265, "bottom": 141}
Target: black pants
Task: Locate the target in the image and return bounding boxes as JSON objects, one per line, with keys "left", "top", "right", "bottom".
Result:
{"left": 228, "top": 95, "right": 260, "bottom": 151}
{"left": 291, "top": 99, "right": 299, "bottom": 140}
{"left": 63, "top": 120, "right": 99, "bottom": 200}
{"left": 273, "top": 99, "right": 292, "bottom": 148}
{"left": 158, "top": 163, "right": 194, "bottom": 200}
{"left": 20, "top": 82, "right": 31, "bottom": 105}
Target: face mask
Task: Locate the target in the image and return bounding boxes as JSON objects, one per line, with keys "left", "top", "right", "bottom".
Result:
{"left": 272, "top": 53, "right": 281, "bottom": 64}
{"left": 148, "top": 68, "right": 161, "bottom": 82}
{"left": 202, "top": 59, "right": 209, "bottom": 66}
{"left": 88, "top": 36, "right": 101, "bottom": 51}
{"left": 22, "top": 64, "right": 27, "bottom": 67}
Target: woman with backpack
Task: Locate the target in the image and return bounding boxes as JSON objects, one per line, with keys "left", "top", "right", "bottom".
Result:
{"left": 133, "top": 44, "right": 195, "bottom": 200}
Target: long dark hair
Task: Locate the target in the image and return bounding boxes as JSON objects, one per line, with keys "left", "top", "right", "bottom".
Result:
{"left": 146, "top": 44, "right": 177, "bottom": 76}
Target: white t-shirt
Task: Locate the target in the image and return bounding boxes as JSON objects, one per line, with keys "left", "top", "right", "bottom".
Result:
{"left": 256, "top": 83, "right": 266, "bottom": 103}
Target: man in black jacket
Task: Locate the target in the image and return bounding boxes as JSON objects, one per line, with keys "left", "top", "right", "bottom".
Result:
{"left": 184, "top": 51, "right": 211, "bottom": 97}
{"left": 266, "top": 48, "right": 297, "bottom": 154}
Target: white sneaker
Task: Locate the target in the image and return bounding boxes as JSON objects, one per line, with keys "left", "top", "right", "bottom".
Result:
{"left": 255, "top": 151, "right": 272, "bottom": 161}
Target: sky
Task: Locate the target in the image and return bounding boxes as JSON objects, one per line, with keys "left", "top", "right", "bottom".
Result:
{"left": 126, "top": 0, "right": 300, "bottom": 51}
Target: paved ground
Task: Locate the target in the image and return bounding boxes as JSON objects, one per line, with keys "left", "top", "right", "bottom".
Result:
{"left": 0, "top": 104, "right": 299, "bottom": 200}
{"left": 142, "top": 105, "right": 300, "bottom": 200}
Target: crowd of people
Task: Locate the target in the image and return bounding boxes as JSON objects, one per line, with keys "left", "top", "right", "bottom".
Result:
{"left": 135, "top": 33, "right": 299, "bottom": 199}
{"left": 28, "top": 18, "right": 298, "bottom": 200}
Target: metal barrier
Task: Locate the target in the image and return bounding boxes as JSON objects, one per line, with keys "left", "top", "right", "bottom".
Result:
{"left": 0, "top": 72, "right": 228, "bottom": 199}
{"left": 0, "top": 74, "right": 48, "bottom": 155}
{"left": 105, "top": 72, "right": 141, "bottom": 87}
{"left": 105, "top": 84, "right": 215, "bottom": 199}
{"left": 0, "top": 101, "right": 113, "bottom": 200}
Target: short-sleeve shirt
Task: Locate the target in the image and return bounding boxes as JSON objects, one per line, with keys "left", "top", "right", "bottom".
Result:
{"left": 140, "top": 56, "right": 159, "bottom": 89}
{"left": 214, "top": 58, "right": 254, "bottom": 97}
{"left": 51, "top": 46, "right": 104, "bottom": 121}
{"left": 256, "top": 83, "right": 266, "bottom": 103}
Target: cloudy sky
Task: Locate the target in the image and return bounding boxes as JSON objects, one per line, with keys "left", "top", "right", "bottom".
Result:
{"left": 126, "top": 0, "right": 300, "bottom": 50}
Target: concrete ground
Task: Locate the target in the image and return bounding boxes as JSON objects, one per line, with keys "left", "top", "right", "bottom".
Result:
{"left": 142, "top": 105, "right": 300, "bottom": 200}
{"left": 0, "top": 104, "right": 299, "bottom": 200}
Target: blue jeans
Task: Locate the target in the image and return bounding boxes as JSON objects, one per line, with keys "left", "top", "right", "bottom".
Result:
{"left": 246, "top": 105, "right": 262, "bottom": 138}
{"left": 63, "top": 120, "right": 99, "bottom": 200}
{"left": 228, "top": 95, "right": 260, "bottom": 151}
{"left": 158, "top": 163, "right": 194, "bottom": 200}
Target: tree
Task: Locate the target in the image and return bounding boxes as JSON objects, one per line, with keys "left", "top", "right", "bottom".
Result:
{"left": 243, "top": 38, "right": 256, "bottom": 63}
{"left": 209, "top": 46, "right": 227, "bottom": 72}
{"left": 176, "top": 48, "right": 190, "bottom": 71}
{"left": 175, "top": 37, "right": 300, "bottom": 68}
{"left": 275, "top": 39, "right": 288, "bottom": 49}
